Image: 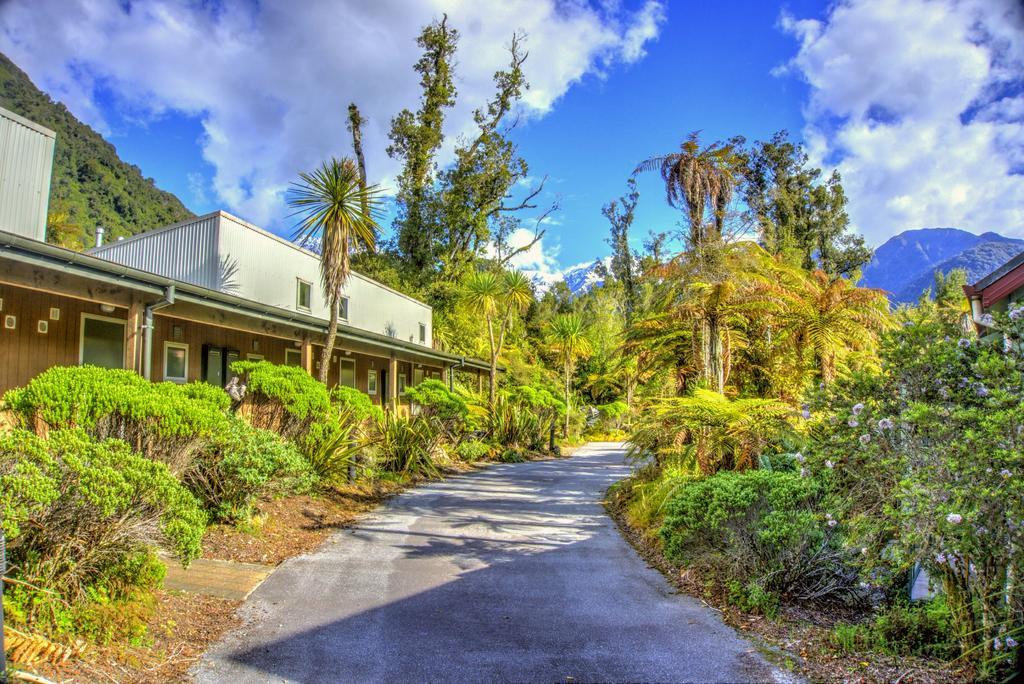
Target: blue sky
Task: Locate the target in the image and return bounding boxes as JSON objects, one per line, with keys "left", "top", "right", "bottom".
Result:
{"left": 2, "top": 0, "right": 1022, "bottom": 284}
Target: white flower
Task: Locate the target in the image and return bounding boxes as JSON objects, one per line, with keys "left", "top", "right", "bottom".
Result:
{"left": 800, "top": 468, "right": 808, "bottom": 478}
{"left": 1010, "top": 307, "right": 1022, "bottom": 321}
{"left": 935, "top": 552, "right": 947, "bottom": 565}
{"left": 1007, "top": 637, "right": 1019, "bottom": 649}
{"left": 801, "top": 408, "right": 811, "bottom": 420}
{"left": 878, "top": 418, "right": 894, "bottom": 430}
{"left": 852, "top": 403, "right": 864, "bottom": 416}
{"left": 979, "top": 313, "right": 995, "bottom": 327}
{"left": 859, "top": 434, "right": 871, "bottom": 445}
{"left": 860, "top": 547, "right": 868, "bottom": 556}
{"left": 958, "top": 338, "right": 972, "bottom": 348}
{"left": 794, "top": 452, "right": 805, "bottom": 463}
{"left": 1001, "top": 469, "right": 1012, "bottom": 479}
{"left": 825, "top": 460, "right": 834, "bottom": 469}
{"left": 994, "top": 637, "right": 1003, "bottom": 651}
{"left": 947, "top": 513, "right": 963, "bottom": 524}
{"left": 848, "top": 418, "right": 859, "bottom": 428}
{"left": 827, "top": 519, "right": 837, "bottom": 527}
{"left": 976, "top": 384, "right": 989, "bottom": 397}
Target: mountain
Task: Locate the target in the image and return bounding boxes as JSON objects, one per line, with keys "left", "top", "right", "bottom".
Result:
{"left": 861, "top": 228, "right": 1024, "bottom": 303}
{"left": 563, "top": 259, "right": 607, "bottom": 296}
{"left": 0, "top": 51, "right": 193, "bottom": 248}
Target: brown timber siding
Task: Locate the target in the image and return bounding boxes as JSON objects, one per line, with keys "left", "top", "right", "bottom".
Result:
{"left": 0, "top": 284, "right": 129, "bottom": 394}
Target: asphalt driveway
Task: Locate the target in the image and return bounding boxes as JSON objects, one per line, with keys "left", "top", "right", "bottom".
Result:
{"left": 193, "top": 442, "right": 785, "bottom": 683}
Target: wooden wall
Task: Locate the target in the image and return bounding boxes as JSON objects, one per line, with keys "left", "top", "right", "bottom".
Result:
{"left": 0, "top": 283, "right": 128, "bottom": 394}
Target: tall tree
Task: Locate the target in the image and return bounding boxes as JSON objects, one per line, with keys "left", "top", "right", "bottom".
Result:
{"left": 388, "top": 15, "right": 458, "bottom": 272}
{"left": 288, "top": 158, "right": 382, "bottom": 384}
{"left": 347, "top": 103, "right": 368, "bottom": 192}
{"left": 546, "top": 313, "right": 593, "bottom": 437}
{"left": 603, "top": 178, "right": 640, "bottom": 324}
{"left": 461, "top": 269, "right": 533, "bottom": 406}
{"left": 740, "top": 131, "right": 871, "bottom": 278}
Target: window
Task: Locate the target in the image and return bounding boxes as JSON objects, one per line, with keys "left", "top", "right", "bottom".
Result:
{"left": 164, "top": 342, "right": 189, "bottom": 383}
{"left": 296, "top": 279, "right": 312, "bottom": 312}
{"left": 284, "top": 348, "right": 302, "bottom": 367}
{"left": 398, "top": 372, "right": 407, "bottom": 395}
{"left": 339, "top": 359, "right": 356, "bottom": 388}
{"left": 419, "top": 323, "right": 426, "bottom": 344}
{"left": 413, "top": 368, "right": 424, "bottom": 386}
{"left": 80, "top": 314, "right": 125, "bottom": 369}
{"left": 367, "top": 369, "right": 378, "bottom": 395}
{"left": 339, "top": 296, "right": 349, "bottom": 320}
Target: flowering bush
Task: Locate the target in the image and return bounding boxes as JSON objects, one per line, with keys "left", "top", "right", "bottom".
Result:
{"left": 806, "top": 305, "right": 1024, "bottom": 671}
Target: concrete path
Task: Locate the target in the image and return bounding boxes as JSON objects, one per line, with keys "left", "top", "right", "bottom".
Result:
{"left": 163, "top": 557, "right": 274, "bottom": 600}
{"left": 193, "top": 443, "right": 785, "bottom": 683}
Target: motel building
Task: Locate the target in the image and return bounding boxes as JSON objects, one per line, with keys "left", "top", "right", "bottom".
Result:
{"left": 0, "top": 105, "right": 491, "bottom": 408}
{"left": 964, "top": 250, "right": 1024, "bottom": 343}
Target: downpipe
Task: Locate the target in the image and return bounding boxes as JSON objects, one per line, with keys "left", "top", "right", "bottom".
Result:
{"left": 142, "top": 286, "right": 176, "bottom": 380}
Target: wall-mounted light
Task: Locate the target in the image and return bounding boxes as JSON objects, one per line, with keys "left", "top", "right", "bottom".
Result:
{"left": 293, "top": 340, "right": 302, "bottom": 347}
{"left": 99, "top": 303, "right": 116, "bottom": 314}
{"left": 251, "top": 339, "right": 261, "bottom": 352}
{"left": 344, "top": 350, "right": 352, "bottom": 356}
{"left": 172, "top": 325, "right": 183, "bottom": 340}
{"left": 49, "top": 307, "right": 60, "bottom": 321}
{"left": 37, "top": 320, "right": 48, "bottom": 334}
{"left": 4, "top": 315, "right": 15, "bottom": 329}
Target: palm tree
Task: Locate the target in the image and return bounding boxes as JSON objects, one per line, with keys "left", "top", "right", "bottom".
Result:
{"left": 629, "top": 389, "right": 794, "bottom": 474}
{"left": 461, "top": 269, "right": 533, "bottom": 406}
{"left": 546, "top": 313, "right": 593, "bottom": 437}
{"left": 634, "top": 132, "right": 744, "bottom": 387}
{"left": 634, "top": 131, "right": 742, "bottom": 249}
{"left": 768, "top": 267, "right": 892, "bottom": 385}
{"left": 288, "top": 157, "right": 382, "bottom": 384}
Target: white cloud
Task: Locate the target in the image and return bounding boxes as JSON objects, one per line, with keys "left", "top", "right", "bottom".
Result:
{"left": 777, "top": 0, "right": 1024, "bottom": 245}
{"left": 0, "top": 0, "right": 664, "bottom": 231}
{"left": 496, "top": 227, "right": 565, "bottom": 289}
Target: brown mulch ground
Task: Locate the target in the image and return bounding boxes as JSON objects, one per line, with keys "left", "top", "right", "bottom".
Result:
{"left": 603, "top": 488, "right": 970, "bottom": 684}
{"left": 9, "top": 591, "right": 241, "bottom": 684}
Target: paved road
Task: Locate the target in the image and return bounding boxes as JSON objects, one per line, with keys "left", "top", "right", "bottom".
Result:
{"left": 194, "top": 443, "right": 784, "bottom": 683}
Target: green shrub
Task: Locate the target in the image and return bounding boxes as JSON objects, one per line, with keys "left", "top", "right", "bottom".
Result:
{"left": 374, "top": 412, "right": 441, "bottom": 477}
{"left": 185, "top": 416, "right": 316, "bottom": 522}
{"left": 332, "top": 385, "right": 384, "bottom": 424}
{"left": 304, "top": 419, "right": 364, "bottom": 484}
{"left": 3, "top": 366, "right": 230, "bottom": 473}
{"left": 407, "top": 379, "right": 469, "bottom": 441}
{"left": 455, "top": 439, "right": 492, "bottom": 463}
{"left": 230, "top": 361, "right": 333, "bottom": 442}
{"left": 660, "top": 469, "right": 857, "bottom": 610}
{"left": 831, "top": 598, "right": 956, "bottom": 659}
{"left": 0, "top": 429, "right": 206, "bottom": 602}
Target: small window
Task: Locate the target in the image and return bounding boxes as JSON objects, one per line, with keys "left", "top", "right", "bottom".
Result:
{"left": 164, "top": 342, "right": 189, "bottom": 383}
{"left": 285, "top": 348, "right": 302, "bottom": 367}
{"left": 367, "top": 369, "right": 378, "bottom": 395}
{"left": 339, "top": 359, "right": 356, "bottom": 388}
{"left": 419, "top": 323, "right": 426, "bottom": 344}
{"left": 296, "top": 279, "right": 312, "bottom": 312}
{"left": 398, "top": 373, "right": 407, "bottom": 395}
{"left": 80, "top": 314, "right": 125, "bottom": 369}
{"left": 413, "top": 368, "right": 424, "bottom": 386}
{"left": 339, "top": 296, "right": 349, "bottom": 320}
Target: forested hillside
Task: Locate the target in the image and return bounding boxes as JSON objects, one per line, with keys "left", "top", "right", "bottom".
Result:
{"left": 0, "top": 51, "right": 193, "bottom": 248}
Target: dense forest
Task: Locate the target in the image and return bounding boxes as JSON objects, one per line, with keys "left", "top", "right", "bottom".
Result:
{"left": 0, "top": 51, "right": 193, "bottom": 248}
